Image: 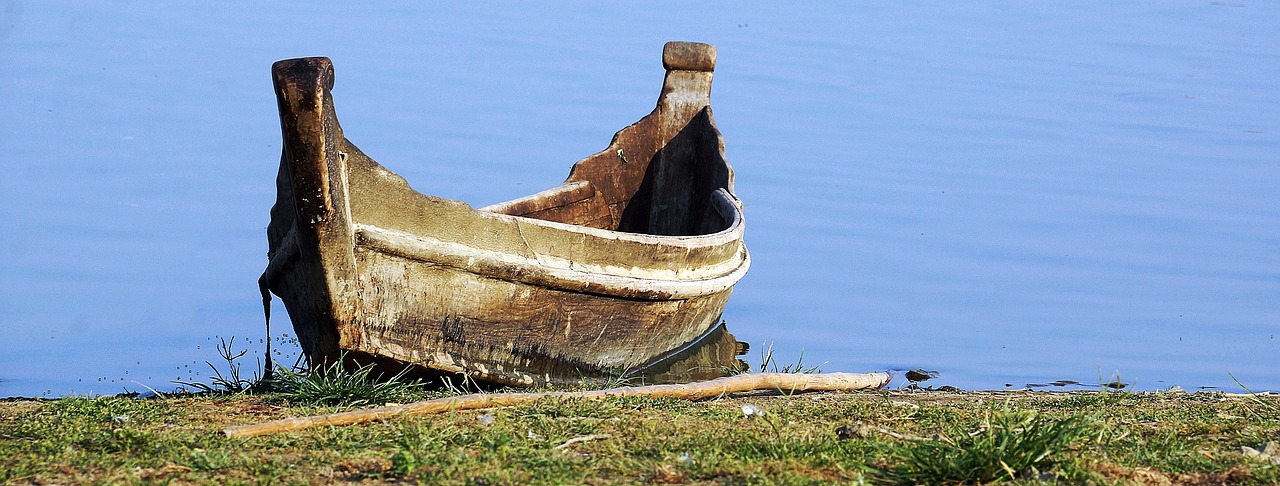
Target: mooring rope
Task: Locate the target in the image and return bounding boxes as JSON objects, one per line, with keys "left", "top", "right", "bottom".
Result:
{"left": 258, "top": 273, "right": 275, "bottom": 382}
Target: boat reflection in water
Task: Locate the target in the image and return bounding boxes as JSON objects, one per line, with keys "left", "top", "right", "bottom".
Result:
{"left": 619, "top": 321, "right": 749, "bottom": 385}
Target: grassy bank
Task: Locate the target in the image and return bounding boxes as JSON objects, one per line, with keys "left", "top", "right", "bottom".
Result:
{"left": 2, "top": 384, "right": 1278, "bottom": 484}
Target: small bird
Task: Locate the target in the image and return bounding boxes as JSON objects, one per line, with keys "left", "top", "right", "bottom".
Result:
{"left": 905, "top": 369, "right": 940, "bottom": 383}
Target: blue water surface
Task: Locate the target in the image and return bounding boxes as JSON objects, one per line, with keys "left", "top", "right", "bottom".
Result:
{"left": 2, "top": 2, "right": 1277, "bottom": 396}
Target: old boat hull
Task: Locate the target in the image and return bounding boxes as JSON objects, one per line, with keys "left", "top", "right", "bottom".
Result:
{"left": 264, "top": 42, "right": 748, "bottom": 386}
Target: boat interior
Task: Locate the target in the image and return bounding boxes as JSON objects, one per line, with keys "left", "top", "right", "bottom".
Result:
{"left": 481, "top": 108, "right": 735, "bottom": 238}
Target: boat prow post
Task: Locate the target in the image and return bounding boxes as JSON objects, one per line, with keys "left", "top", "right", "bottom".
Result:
{"left": 658, "top": 41, "right": 716, "bottom": 134}
{"left": 269, "top": 56, "right": 358, "bottom": 366}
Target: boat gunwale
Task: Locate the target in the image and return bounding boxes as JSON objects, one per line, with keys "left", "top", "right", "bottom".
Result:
{"left": 465, "top": 186, "right": 743, "bottom": 249}
{"left": 345, "top": 160, "right": 748, "bottom": 293}
{"left": 350, "top": 222, "right": 750, "bottom": 300}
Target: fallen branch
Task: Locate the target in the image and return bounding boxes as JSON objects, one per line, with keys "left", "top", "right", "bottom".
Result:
{"left": 224, "top": 371, "right": 891, "bottom": 438}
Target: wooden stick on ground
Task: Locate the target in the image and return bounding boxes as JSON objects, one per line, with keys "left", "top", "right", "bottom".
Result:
{"left": 224, "top": 371, "right": 892, "bottom": 438}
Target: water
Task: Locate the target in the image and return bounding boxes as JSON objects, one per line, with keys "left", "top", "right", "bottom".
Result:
{"left": 2, "top": 2, "right": 1277, "bottom": 396}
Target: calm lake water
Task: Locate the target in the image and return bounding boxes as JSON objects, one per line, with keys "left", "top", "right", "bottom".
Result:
{"left": 3, "top": 2, "right": 1277, "bottom": 396}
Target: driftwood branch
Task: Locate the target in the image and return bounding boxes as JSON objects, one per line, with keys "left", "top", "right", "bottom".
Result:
{"left": 224, "top": 371, "right": 891, "bottom": 438}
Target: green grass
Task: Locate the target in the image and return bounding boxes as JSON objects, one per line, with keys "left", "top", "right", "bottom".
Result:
{"left": 173, "top": 336, "right": 428, "bottom": 407}
{"left": 880, "top": 409, "right": 1097, "bottom": 483}
{"left": 2, "top": 388, "right": 1278, "bottom": 484}
{"left": 7, "top": 338, "right": 1277, "bottom": 483}
{"left": 757, "top": 342, "right": 824, "bottom": 374}
{"left": 267, "top": 354, "right": 426, "bottom": 407}
{"left": 172, "top": 336, "right": 268, "bottom": 395}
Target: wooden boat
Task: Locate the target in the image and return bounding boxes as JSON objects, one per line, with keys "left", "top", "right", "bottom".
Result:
{"left": 262, "top": 42, "right": 749, "bottom": 387}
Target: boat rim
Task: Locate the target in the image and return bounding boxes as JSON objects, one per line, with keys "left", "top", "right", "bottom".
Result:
{"left": 471, "top": 187, "right": 745, "bottom": 250}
